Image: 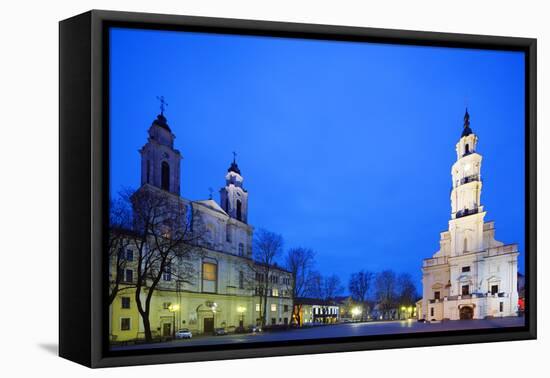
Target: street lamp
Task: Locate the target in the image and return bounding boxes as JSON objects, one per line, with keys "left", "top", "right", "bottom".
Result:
{"left": 168, "top": 303, "right": 180, "bottom": 339}
{"left": 237, "top": 306, "right": 246, "bottom": 327}
{"left": 351, "top": 307, "right": 362, "bottom": 321}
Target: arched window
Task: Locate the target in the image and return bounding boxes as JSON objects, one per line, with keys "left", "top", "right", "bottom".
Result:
{"left": 464, "top": 143, "right": 470, "bottom": 154}
{"left": 464, "top": 237, "right": 468, "bottom": 252}
{"left": 238, "top": 243, "right": 244, "bottom": 256}
{"left": 161, "top": 161, "right": 170, "bottom": 191}
{"left": 236, "top": 199, "right": 242, "bottom": 221}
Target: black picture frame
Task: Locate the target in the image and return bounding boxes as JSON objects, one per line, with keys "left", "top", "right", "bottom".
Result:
{"left": 59, "top": 9, "right": 537, "bottom": 368}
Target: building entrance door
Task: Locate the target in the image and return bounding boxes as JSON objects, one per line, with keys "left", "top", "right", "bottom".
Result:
{"left": 203, "top": 317, "right": 214, "bottom": 334}
{"left": 162, "top": 323, "right": 172, "bottom": 337}
{"left": 459, "top": 306, "right": 473, "bottom": 320}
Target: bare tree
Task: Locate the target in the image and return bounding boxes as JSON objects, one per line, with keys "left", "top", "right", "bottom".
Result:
{"left": 323, "top": 274, "right": 344, "bottom": 300}
{"left": 108, "top": 196, "right": 133, "bottom": 305}
{"left": 397, "top": 273, "right": 418, "bottom": 307}
{"left": 285, "top": 247, "right": 316, "bottom": 325}
{"left": 305, "top": 271, "right": 343, "bottom": 301}
{"left": 252, "top": 228, "right": 284, "bottom": 326}
{"left": 374, "top": 270, "right": 398, "bottom": 319}
{"left": 348, "top": 270, "right": 374, "bottom": 320}
{"left": 305, "top": 270, "right": 323, "bottom": 299}
{"left": 123, "top": 187, "right": 204, "bottom": 342}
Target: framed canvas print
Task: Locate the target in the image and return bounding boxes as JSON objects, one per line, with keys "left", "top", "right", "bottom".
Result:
{"left": 59, "top": 10, "right": 537, "bottom": 368}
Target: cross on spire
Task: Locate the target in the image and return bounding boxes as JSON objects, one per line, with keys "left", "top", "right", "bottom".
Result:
{"left": 232, "top": 151, "right": 237, "bottom": 163}
{"left": 156, "top": 95, "right": 168, "bottom": 115}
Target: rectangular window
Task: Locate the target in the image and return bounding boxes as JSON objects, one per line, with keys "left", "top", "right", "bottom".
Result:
{"left": 271, "top": 304, "right": 277, "bottom": 312}
{"left": 272, "top": 288, "right": 279, "bottom": 297}
{"left": 163, "top": 302, "right": 171, "bottom": 310}
{"left": 491, "top": 285, "right": 499, "bottom": 295}
{"left": 462, "top": 266, "right": 471, "bottom": 273}
{"left": 238, "top": 243, "right": 244, "bottom": 256}
{"left": 434, "top": 291, "right": 441, "bottom": 300}
{"left": 430, "top": 308, "right": 434, "bottom": 317}
{"left": 499, "top": 302, "right": 504, "bottom": 312}
{"left": 271, "top": 318, "right": 276, "bottom": 325}
{"left": 226, "top": 224, "right": 231, "bottom": 242}
{"left": 124, "top": 269, "right": 133, "bottom": 283}
{"left": 255, "top": 303, "right": 260, "bottom": 312}
{"left": 120, "top": 318, "right": 131, "bottom": 331}
{"left": 121, "top": 297, "right": 130, "bottom": 309}
{"left": 203, "top": 263, "right": 216, "bottom": 280}
{"left": 283, "top": 305, "right": 289, "bottom": 312}
{"left": 461, "top": 285, "right": 469, "bottom": 295}
{"left": 162, "top": 263, "right": 171, "bottom": 281}
{"left": 126, "top": 249, "right": 133, "bottom": 261}
{"left": 202, "top": 262, "right": 217, "bottom": 293}
{"left": 239, "top": 271, "right": 244, "bottom": 289}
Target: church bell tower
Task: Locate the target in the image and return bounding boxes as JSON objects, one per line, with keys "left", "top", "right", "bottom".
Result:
{"left": 220, "top": 153, "right": 248, "bottom": 223}
{"left": 139, "top": 97, "right": 182, "bottom": 195}
{"left": 449, "top": 109, "right": 485, "bottom": 256}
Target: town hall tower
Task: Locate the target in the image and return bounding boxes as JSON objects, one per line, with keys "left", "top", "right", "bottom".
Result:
{"left": 419, "top": 109, "right": 519, "bottom": 321}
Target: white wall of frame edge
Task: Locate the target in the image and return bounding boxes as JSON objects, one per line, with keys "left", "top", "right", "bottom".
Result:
{"left": 0, "top": 0, "right": 546, "bottom": 376}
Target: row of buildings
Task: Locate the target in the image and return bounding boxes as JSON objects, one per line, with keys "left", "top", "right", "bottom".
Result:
{"left": 109, "top": 107, "right": 522, "bottom": 343}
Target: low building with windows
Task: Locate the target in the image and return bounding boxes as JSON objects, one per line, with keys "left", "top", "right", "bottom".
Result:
{"left": 294, "top": 298, "right": 340, "bottom": 325}
{"left": 109, "top": 111, "right": 293, "bottom": 342}
{"left": 419, "top": 110, "right": 519, "bottom": 322}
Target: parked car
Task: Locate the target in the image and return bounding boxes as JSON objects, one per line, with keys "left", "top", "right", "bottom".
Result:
{"left": 175, "top": 329, "right": 193, "bottom": 339}
{"left": 235, "top": 325, "right": 262, "bottom": 334}
{"left": 213, "top": 327, "right": 227, "bottom": 336}
{"left": 249, "top": 325, "right": 262, "bottom": 333}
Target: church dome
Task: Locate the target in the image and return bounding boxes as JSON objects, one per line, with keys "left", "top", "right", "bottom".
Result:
{"left": 152, "top": 113, "right": 171, "bottom": 132}
{"left": 228, "top": 161, "right": 241, "bottom": 175}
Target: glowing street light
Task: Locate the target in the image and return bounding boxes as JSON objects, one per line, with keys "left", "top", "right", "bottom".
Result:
{"left": 168, "top": 304, "right": 180, "bottom": 312}
{"left": 400, "top": 305, "right": 414, "bottom": 319}
{"left": 168, "top": 304, "right": 180, "bottom": 339}
{"left": 351, "top": 306, "right": 362, "bottom": 321}
{"left": 237, "top": 306, "right": 246, "bottom": 327}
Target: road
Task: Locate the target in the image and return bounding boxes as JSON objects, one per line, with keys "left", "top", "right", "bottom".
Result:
{"left": 111, "top": 317, "right": 525, "bottom": 351}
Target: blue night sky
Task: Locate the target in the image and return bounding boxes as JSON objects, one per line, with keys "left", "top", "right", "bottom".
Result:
{"left": 109, "top": 27, "right": 525, "bottom": 292}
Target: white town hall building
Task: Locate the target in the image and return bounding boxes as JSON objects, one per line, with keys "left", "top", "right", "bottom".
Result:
{"left": 420, "top": 110, "right": 519, "bottom": 321}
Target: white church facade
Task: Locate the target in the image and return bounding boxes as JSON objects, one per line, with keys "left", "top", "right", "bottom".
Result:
{"left": 420, "top": 110, "right": 519, "bottom": 322}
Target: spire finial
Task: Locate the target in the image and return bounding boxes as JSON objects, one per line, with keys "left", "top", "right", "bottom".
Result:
{"left": 460, "top": 108, "right": 473, "bottom": 138}
{"left": 464, "top": 107, "right": 470, "bottom": 128}
{"left": 232, "top": 151, "right": 237, "bottom": 164}
{"left": 156, "top": 95, "right": 168, "bottom": 115}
